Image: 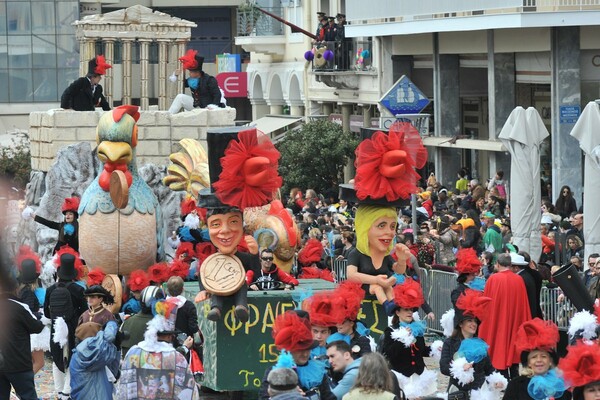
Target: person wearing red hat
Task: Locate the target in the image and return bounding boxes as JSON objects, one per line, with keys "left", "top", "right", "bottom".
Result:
{"left": 560, "top": 342, "right": 600, "bottom": 400}
{"left": 504, "top": 318, "right": 570, "bottom": 399}
{"left": 333, "top": 281, "right": 372, "bottom": 359}
{"left": 121, "top": 269, "right": 150, "bottom": 315}
{"left": 306, "top": 290, "right": 345, "bottom": 361}
{"left": 379, "top": 278, "right": 440, "bottom": 399}
{"left": 478, "top": 252, "right": 532, "bottom": 381}
{"left": 60, "top": 55, "right": 111, "bottom": 111}
{"left": 259, "top": 310, "right": 335, "bottom": 400}
{"left": 168, "top": 49, "right": 224, "bottom": 114}
{"left": 29, "top": 196, "right": 80, "bottom": 254}
{"left": 451, "top": 248, "right": 483, "bottom": 307}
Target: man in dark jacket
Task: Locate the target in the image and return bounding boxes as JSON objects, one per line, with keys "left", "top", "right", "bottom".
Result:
{"left": 517, "top": 252, "right": 544, "bottom": 319}
{"left": 60, "top": 55, "right": 111, "bottom": 111}
{"left": 168, "top": 49, "right": 224, "bottom": 114}
{"left": 0, "top": 264, "right": 44, "bottom": 400}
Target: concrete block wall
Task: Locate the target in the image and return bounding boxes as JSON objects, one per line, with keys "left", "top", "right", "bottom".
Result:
{"left": 29, "top": 108, "right": 236, "bottom": 172}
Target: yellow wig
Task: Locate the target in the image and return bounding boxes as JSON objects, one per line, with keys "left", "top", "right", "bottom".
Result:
{"left": 355, "top": 204, "right": 397, "bottom": 257}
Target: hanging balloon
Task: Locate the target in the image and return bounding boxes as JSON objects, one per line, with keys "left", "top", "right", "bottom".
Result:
{"left": 323, "top": 49, "right": 334, "bottom": 62}
{"left": 356, "top": 47, "right": 363, "bottom": 61}
{"left": 304, "top": 50, "right": 315, "bottom": 61}
{"left": 361, "top": 49, "right": 371, "bottom": 59}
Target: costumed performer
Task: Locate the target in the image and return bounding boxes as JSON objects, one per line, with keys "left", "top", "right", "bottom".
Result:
{"left": 77, "top": 285, "right": 116, "bottom": 327}
{"left": 503, "top": 318, "right": 570, "bottom": 400}
{"left": 343, "top": 122, "right": 427, "bottom": 316}
{"left": 440, "top": 289, "right": 507, "bottom": 399}
{"left": 333, "top": 281, "right": 372, "bottom": 358}
{"left": 559, "top": 341, "right": 600, "bottom": 400}
{"left": 451, "top": 248, "right": 484, "bottom": 307}
{"left": 26, "top": 197, "right": 80, "bottom": 254}
{"left": 194, "top": 126, "right": 281, "bottom": 322}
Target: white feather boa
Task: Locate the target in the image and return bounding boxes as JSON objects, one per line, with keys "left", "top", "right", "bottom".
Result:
{"left": 390, "top": 326, "right": 415, "bottom": 347}
{"left": 440, "top": 308, "right": 455, "bottom": 338}
{"left": 450, "top": 356, "right": 475, "bottom": 386}
{"left": 469, "top": 373, "right": 507, "bottom": 400}
{"left": 393, "top": 369, "right": 438, "bottom": 399}
{"left": 568, "top": 310, "right": 598, "bottom": 340}
{"left": 429, "top": 340, "right": 444, "bottom": 361}
{"left": 31, "top": 325, "right": 51, "bottom": 352}
{"left": 52, "top": 317, "right": 69, "bottom": 348}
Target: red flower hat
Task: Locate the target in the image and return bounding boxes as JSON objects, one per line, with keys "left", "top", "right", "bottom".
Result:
{"left": 181, "top": 198, "right": 197, "bottom": 217}
{"left": 515, "top": 318, "right": 559, "bottom": 355}
{"left": 62, "top": 197, "right": 80, "bottom": 215}
{"left": 335, "top": 281, "right": 365, "bottom": 322}
{"left": 92, "top": 55, "right": 112, "bottom": 75}
{"left": 272, "top": 311, "right": 316, "bottom": 352}
{"left": 354, "top": 121, "right": 427, "bottom": 202}
{"left": 178, "top": 49, "right": 201, "bottom": 71}
{"left": 455, "top": 248, "right": 481, "bottom": 275}
{"left": 176, "top": 242, "right": 196, "bottom": 262}
{"left": 559, "top": 342, "right": 600, "bottom": 389}
{"left": 298, "top": 266, "right": 334, "bottom": 282}
{"left": 307, "top": 292, "right": 346, "bottom": 327}
{"left": 15, "top": 246, "right": 41, "bottom": 274}
{"left": 128, "top": 269, "right": 150, "bottom": 292}
{"left": 170, "top": 259, "right": 190, "bottom": 279}
{"left": 147, "top": 263, "right": 170, "bottom": 284}
{"left": 213, "top": 128, "right": 282, "bottom": 210}
{"left": 393, "top": 277, "right": 425, "bottom": 309}
{"left": 297, "top": 239, "right": 323, "bottom": 266}
{"left": 87, "top": 268, "right": 106, "bottom": 287}
{"left": 456, "top": 289, "right": 491, "bottom": 321}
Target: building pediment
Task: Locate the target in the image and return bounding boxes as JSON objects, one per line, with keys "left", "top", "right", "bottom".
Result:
{"left": 74, "top": 5, "right": 196, "bottom": 28}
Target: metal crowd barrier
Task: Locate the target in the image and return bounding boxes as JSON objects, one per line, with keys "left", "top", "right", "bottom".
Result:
{"left": 540, "top": 286, "right": 575, "bottom": 331}
{"left": 333, "top": 259, "right": 348, "bottom": 283}
{"left": 422, "top": 269, "right": 457, "bottom": 333}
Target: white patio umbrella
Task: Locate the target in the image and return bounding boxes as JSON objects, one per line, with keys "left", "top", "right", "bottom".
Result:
{"left": 499, "top": 107, "right": 548, "bottom": 262}
{"left": 570, "top": 101, "right": 600, "bottom": 261}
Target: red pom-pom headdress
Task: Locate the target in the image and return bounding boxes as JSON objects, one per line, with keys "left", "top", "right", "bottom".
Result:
{"left": 393, "top": 277, "right": 425, "bottom": 309}
{"left": 176, "top": 242, "right": 196, "bottom": 262}
{"left": 335, "top": 281, "right": 365, "bottom": 322}
{"left": 90, "top": 55, "right": 112, "bottom": 75}
{"left": 62, "top": 197, "right": 80, "bottom": 215}
{"left": 128, "top": 269, "right": 150, "bottom": 292}
{"left": 147, "top": 263, "right": 170, "bottom": 284}
{"left": 354, "top": 121, "right": 427, "bottom": 202}
{"left": 195, "top": 242, "right": 217, "bottom": 267}
{"left": 15, "top": 246, "right": 41, "bottom": 274}
{"left": 86, "top": 268, "right": 106, "bottom": 287}
{"left": 55, "top": 245, "right": 84, "bottom": 280}
{"left": 297, "top": 239, "right": 323, "bottom": 266}
{"left": 181, "top": 198, "right": 197, "bottom": 217}
{"left": 515, "top": 318, "right": 560, "bottom": 356}
{"left": 272, "top": 311, "right": 316, "bottom": 352}
{"left": 559, "top": 342, "right": 600, "bottom": 389}
{"left": 213, "top": 128, "right": 282, "bottom": 210}
{"left": 307, "top": 292, "right": 345, "bottom": 327}
{"left": 178, "top": 49, "right": 202, "bottom": 71}
{"left": 456, "top": 289, "right": 491, "bottom": 321}
{"left": 169, "top": 259, "right": 190, "bottom": 279}
{"left": 455, "top": 248, "right": 482, "bottom": 275}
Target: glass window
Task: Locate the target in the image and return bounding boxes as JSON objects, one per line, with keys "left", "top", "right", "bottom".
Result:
{"left": 33, "top": 68, "right": 58, "bottom": 101}
{"left": 57, "top": 67, "right": 79, "bottom": 95}
{"left": 9, "top": 69, "right": 33, "bottom": 102}
{"left": 8, "top": 35, "right": 32, "bottom": 69}
{"left": 32, "top": 2, "right": 56, "bottom": 35}
{"left": 0, "top": 2, "right": 7, "bottom": 36}
{"left": 56, "top": 34, "right": 78, "bottom": 69}
{"left": 33, "top": 35, "right": 57, "bottom": 68}
{"left": 55, "top": 2, "right": 77, "bottom": 35}
{"left": 7, "top": 2, "right": 31, "bottom": 34}
{"left": 0, "top": 37, "right": 7, "bottom": 69}
{"left": 0, "top": 70, "right": 7, "bottom": 102}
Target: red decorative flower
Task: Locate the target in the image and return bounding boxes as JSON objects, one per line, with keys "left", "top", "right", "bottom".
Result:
{"left": 272, "top": 311, "right": 314, "bottom": 352}
{"left": 93, "top": 55, "right": 112, "bottom": 75}
{"left": 393, "top": 277, "right": 425, "bottom": 309}
{"left": 456, "top": 289, "right": 491, "bottom": 321}
{"left": 147, "top": 263, "right": 170, "bottom": 284}
{"left": 298, "top": 266, "right": 334, "bottom": 282}
{"left": 176, "top": 242, "right": 196, "bottom": 262}
{"left": 15, "top": 246, "right": 41, "bottom": 274}
{"left": 128, "top": 269, "right": 150, "bottom": 292}
{"left": 455, "top": 248, "right": 482, "bottom": 275}
{"left": 170, "top": 259, "right": 190, "bottom": 279}
{"left": 178, "top": 49, "right": 199, "bottom": 71}
{"left": 515, "top": 318, "right": 559, "bottom": 355}
{"left": 354, "top": 121, "right": 427, "bottom": 201}
{"left": 181, "top": 198, "right": 197, "bottom": 217}
{"left": 297, "top": 239, "right": 323, "bottom": 266}
{"left": 213, "top": 128, "right": 282, "bottom": 209}
{"left": 559, "top": 342, "right": 600, "bottom": 388}
{"left": 195, "top": 242, "right": 217, "bottom": 266}
{"left": 87, "top": 268, "right": 106, "bottom": 287}
{"left": 307, "top": 292, "right": 346, "bottom": 327}
{"left": 335, "top": 281, "right": 365, "bottom": 322}
{"left": 62, "top": 197, "right": 80, "bottom": 214}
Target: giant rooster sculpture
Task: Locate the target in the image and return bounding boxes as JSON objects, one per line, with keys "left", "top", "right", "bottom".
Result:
{"left": 78, "top": 105, "right": 164, "bottom": 275}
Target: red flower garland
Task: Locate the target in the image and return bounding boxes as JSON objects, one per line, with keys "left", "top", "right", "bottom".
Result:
{"left": 213, "top": 128, "right": 282, "bottom": 209}
{"left": 354, "top": 121, "right": 427, "bottom": 201}
{"left": 170, "top": 259, "right": 190, "bottom": 279}
{"left": 128, "top": 269, "right": 150, "bottom": 292}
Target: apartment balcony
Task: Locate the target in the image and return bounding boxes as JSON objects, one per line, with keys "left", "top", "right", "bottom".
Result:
{"left": 235, "top": 7, "right": 286, "bottom": 56}
{"left": 310, "top": 40, "right": 375, "bottom": 90}
{"left": 346, "top": 0, "right": 600, "bottom": 36}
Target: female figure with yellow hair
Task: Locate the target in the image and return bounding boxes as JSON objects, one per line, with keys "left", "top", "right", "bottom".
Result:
{"left": 343, "top": 122, "right": 428, "bottom": 316}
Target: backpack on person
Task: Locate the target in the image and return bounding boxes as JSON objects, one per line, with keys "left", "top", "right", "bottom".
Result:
{"left": 49, "top": 282, "right": 75, "bottom": 320}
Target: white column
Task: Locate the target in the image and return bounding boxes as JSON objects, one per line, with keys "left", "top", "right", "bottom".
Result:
{"left": 122, "top": 39, "right": 133, "bottom": 105}
{"left": 157, "top": 40, "right": 169, "bottom": 110}
{"left": 104, "top": 39, "right": 115, "bottom": 107}
{"left": 139, "top": 39, "right": 151, "bottom": 110}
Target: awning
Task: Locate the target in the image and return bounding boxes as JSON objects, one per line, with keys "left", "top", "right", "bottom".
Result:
{"left": 251, "top": 115, "right": 303, "bottom": 135}
{"left": 422, "top": 136, "right": 507, "bottom": 152}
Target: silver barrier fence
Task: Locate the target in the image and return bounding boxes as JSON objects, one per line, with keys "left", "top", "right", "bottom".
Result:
{"left": 333, "top": 259, "right": 348, "bottom": 283}
{"left": 540, "top": 286, "right": 575, "bottom": 331}
{"left": 422, "top": 269, "right": 457, "bottom": 333}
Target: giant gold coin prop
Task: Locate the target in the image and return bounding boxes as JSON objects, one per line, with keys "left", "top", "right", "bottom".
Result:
{"left": 102, "top": 274, "right": 123, "bottom": 314}
{"left": 200, "top": 253, "right": 245, "bottom": 296}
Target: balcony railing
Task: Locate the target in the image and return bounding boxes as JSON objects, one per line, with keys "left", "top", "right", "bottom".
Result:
{"left": 310, "top": 40, "right": 372, "bottom": 72}
{"left": 237, "top": 7, "right": 284, "bottom": 37}
{"left": 347, "top": 0, "right": 600, "bottom": 24}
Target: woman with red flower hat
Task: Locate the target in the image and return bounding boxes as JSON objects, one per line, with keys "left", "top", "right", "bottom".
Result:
{"left": 503, "top": 318, "right": 570, "bottom": 399}
{"left": 379, "top": 278, "right": 440, "bottom": 399}
{"left": 333, "top": 281, "right": 372, "bottom": 359}
{"left": 60, "top": 55, "right": 111, "bottom": 111}
{"left": 30, "top": 197, "right": 80, "bottom": 254}
{"left": 451, "top": 248, "right": 483, "bottom": 307}
{"left": 560, "top": 342, "right": 600, "bottom": 400}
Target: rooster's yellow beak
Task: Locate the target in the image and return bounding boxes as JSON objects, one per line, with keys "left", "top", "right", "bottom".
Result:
{"left": 97, "top": 141, "right": 132, "bottom": 164}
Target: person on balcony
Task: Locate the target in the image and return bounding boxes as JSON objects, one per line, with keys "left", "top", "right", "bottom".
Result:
{"left": 335, "top": 13, "right": 351, "bottom": 71}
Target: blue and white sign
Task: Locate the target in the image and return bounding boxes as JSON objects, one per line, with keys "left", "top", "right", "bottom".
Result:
{"left": 559, "top": 105, "right": 580, "bottom": 124}
{"left": 379, "top": 75, "right": 430, "bottom": 116}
